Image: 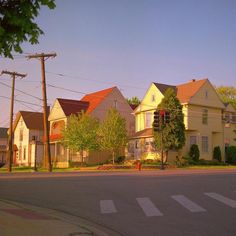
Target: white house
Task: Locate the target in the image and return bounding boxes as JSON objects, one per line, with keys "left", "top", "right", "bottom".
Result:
{"left": 13, "top": 111, "right": 44, "bottom": 167}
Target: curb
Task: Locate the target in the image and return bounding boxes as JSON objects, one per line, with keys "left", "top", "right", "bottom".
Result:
{"left": 0, "top": 198, "right": 122, "bottom": 236}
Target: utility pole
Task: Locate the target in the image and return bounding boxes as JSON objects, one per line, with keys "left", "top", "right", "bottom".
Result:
{"left": 27, "top": 53, "right": 56, "bottom": 172}
{"left": 1, "top": 71, "right": 27, "bottom": 172}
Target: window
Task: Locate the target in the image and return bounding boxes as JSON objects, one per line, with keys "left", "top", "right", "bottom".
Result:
{"left": 189, "top": 136, "right": 197, "bottom": 148}
{"left": 151, "top": 94, "right": 156, "bottom": 102}
{"left": 145, "top": 112, "right": 152, "bottom": 128}
{"left": 19, "top": 129, "right": 23, "bottom": 141}
{"left": 201, "top": 136, "right": 208, "bottom": 153}
{"left": 205, "top": 90, "right": 208, "bottom": 99}
{"left": 23, "top": 147, "right": 26, "bottom": 160}
{"left": 202, "top": 109, "right": 208, "bottom": 124}
{"left": 113, "top": 99, "right": 118, "bottom": 109}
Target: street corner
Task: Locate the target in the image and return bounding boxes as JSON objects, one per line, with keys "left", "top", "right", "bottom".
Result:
{"left": 0, "top": 199, "right": 96, "bottom": 236}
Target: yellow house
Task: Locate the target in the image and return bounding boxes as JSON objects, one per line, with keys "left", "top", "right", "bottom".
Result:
{"left": 129, "top": 79, "right": 236, "bottom": 161}
{"left": 48, "top": 86, "right": 135, "bottom": 167}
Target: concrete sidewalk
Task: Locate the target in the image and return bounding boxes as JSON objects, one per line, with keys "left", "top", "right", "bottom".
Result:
{"left": 0, "top": 199, "right": 119, "bottom": 236}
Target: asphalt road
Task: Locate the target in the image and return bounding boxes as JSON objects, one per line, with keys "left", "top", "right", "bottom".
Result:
{"left": 0, "top": 170, "right": 236, "bottom": 236}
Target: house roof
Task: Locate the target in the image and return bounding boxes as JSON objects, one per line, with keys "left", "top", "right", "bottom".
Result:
{"left": 131, "top": 128, "right": 153, "bottom": 139}
{"left": 81, "top": 87, "right": 116, "bottom": 113}
{"left": 129, "top": 104, "right": 139, "bottom": 111}
{"left": 153, "top": 83, "right": 177, "bottom": 95}
{"left": 153, "top": 79, "right": 207, "bottom": 103}
{"left": 176, "top": 79, "right": 207, "bottom": 103}
{"left": 13, "top": 111, "right": 44, "bottom": 131}
{"left": 57, "top": 98, "right": 89, "bottom": 116}
{"left": 0, "top": 128, "right": 8, "bottom": 139}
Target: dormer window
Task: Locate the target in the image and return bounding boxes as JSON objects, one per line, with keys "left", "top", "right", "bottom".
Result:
{"left": 151, "top": 94, "right": 156, "bottom": 102}
{"left": 114, "top": 99, "right": 118, "bottom": 109}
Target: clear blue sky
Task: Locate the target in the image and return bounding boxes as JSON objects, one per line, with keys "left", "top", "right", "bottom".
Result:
{"left": 1, "top": 0, "right": 236, "bottom": 127}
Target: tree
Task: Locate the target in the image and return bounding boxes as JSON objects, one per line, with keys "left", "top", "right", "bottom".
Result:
{"left": 153, "top": 88, "right": 186, "bottom": 163}
{"left": 189, "top": 144, "right": 200, "bottom": 162}
{"left": 98, "top": 108, "right": 128, "bottom": 164}
{"left": 62, "top": 112, "right": 99, "bottom": 164}
{"left": 127, "top": 96, "right": 141, "bottom": 106}
{"left": 216, "top": 86, "right": 236, "bottom": 110}
{"left": 0, "top": 0, "right": 56, "bottom": 58}
{"left": 213, "top": 146, "right": 222, "bottom": 162}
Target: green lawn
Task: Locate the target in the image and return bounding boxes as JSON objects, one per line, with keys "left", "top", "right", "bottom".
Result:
{"left": 0, "top": 164, "right": 236, "bottom": 173}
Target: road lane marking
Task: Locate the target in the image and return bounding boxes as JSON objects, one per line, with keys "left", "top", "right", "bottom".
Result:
{"left": 100, "top": 200, "right": 117, "bottom": 214}
{"left": 172, "top": 195, "right": 206, "bottom": 213}
{"left": 136, "top": 197, "right": 163, "bottom": 217}
{"left": 205, "top": 192, "right": 236, "bottom": 208}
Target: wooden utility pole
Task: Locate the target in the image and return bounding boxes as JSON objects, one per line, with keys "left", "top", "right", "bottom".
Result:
{"left": 27, "top": 53, "right": 56, "bottom": 172}
{"left": 1, "top": 71, "right": 27, "bottom": 172}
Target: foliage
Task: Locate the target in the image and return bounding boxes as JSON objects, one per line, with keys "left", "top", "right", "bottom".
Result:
{"left": 225, "top": 146, "right": 236, "bottom": 164}
{"left": 62, "top": 112, "right": 99, "bottom": 163}
{"left": 189, "top": 144, "right": 200, "bottom": 162}
{"left": 213, "top": 146, "right": 222, "bottom": 162}
{"left": 153, "top": 88, "right": 186, "bottom": 160}
{"left": 98, "top": 108, "right": 128, "bottom": 164}
{"left": 0, "top": 0, "right": 56, "bottom": 58}
{"left": 115, "top": 156, "right": 126, "bottom": 164}
{"left": 126, "top": 96, "right": 141, "bottom": 106}
{"left": 216, "top": 86, "right": 236, "bottom": 110}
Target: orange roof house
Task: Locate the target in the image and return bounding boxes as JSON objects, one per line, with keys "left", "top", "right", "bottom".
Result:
{"left": 48, "top": 86, "right": 135, "bottom": 166}
{"left": 131, "top": 78, "right": 235, "bottom": 161}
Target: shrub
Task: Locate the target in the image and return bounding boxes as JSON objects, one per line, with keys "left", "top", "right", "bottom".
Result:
{"left": 189, "top": 144, "right": 200, "bottom": 162}
{"left": 115, "top": 156, "right": 125, "bottom": 164}
{"left": 213, "top": 146, "right": 222, "bottom": 162}
{"left": 226, "top": 146, "right": 236, "bottom": 164}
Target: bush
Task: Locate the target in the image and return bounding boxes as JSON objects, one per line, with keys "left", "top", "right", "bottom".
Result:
{"left": 213, "top": 146, "right": 222, "bottom": 162}
{"left": 226, "top": 146, "right": 236, "bottom": 164}
{"left": 189, "top": 144, "right": 200, "bottom": 161}
{"left": 115, "top": 156, "right": 125, "bottom": 164}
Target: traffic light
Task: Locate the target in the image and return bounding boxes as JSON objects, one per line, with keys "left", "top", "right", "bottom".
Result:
{"left": 164, "top": 111, "right": 170, "bottom": 124}
{"left": 153, "top": 110, "right": 160, "bottom": 132}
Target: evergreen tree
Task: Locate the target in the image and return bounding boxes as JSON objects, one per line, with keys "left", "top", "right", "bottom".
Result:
{"left": 153, "top": 88, "right": 185, "bottom": 162}
{"left": 126, "top": 96, "right": 141, "bottom": 106}
{"left": 62, "top": 112, "right": 99, "bottom": 163}
{"left": 98, "top": 108, "right": 128, "bottom": 164}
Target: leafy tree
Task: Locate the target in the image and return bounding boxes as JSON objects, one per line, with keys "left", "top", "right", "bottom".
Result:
{"left": 126, "top": 96, "right": 141, "bottom": 106}
{"left": 0, "top": 0, "right": 56, "bottom": 58}
{"left": 216, "top": 86, "right": 236, "bottom": 110}
{"left": 62, "top": 112, "right": 99, "bottom": 163}
{"left": 153, "top": 88, "right": 185, "bottom": 162}
{"left": 98, "top": 108, "right": 128, "bottom": 164}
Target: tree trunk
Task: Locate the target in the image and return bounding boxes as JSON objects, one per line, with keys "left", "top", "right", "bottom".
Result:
{"left": 112, "top": 151, "right": 115, "bottom": 165}
{"left": 81, "top": 150, "right": 84, "bottom": 164}
{"left": 164, "top": 150, "right": 168, "bottom": 164}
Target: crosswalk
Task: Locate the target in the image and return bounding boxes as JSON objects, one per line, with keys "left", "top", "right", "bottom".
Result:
{"left": 100, "top": 192, "right": 236, "bottom": 217}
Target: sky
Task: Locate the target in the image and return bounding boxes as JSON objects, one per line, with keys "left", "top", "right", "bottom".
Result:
{"left": 0, "top": 0, "right": 236, "bottom": 127}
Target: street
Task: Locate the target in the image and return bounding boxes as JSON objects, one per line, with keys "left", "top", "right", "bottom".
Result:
{"left": 0, "top": 170, "right": 236, "bottom": 236}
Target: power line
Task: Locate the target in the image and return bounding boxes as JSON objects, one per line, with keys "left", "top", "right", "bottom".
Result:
{"left": 0, "top": 81, "right": 42, "bottom": 101}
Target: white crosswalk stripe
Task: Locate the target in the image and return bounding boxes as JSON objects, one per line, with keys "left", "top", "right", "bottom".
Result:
{"left": 204, "top": 192, "right": 236, "bottom": 208}
{"left": 136, "top": 197, "right": 163, "bottom": 217}
{"left": 100, "top": 200, "right": 117, "bottom": 214}
{"left": 172, "top": 195, "right": 206, "bottom": 213}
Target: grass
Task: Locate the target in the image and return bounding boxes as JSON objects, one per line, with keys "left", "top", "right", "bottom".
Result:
{"left": 182, "top": 165, "right": 236, "bottom": 169}
{"left": 1, "top": 164, "right": 236, "bottom": 173}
